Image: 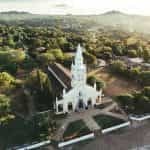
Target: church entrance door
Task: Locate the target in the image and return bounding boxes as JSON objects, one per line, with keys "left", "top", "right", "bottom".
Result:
{"left": 78, "top": 99, "right": 84, "bottom": 109}
{"left": 88, "top": 99, "right": 92, "bottom": 106}
{"left": 68, "top": 103, "right": 73, "bottom": 111}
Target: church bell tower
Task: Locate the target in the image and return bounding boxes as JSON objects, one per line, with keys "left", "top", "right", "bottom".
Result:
{"left": 71, "top": 44, "right": 87, "bottom": 88}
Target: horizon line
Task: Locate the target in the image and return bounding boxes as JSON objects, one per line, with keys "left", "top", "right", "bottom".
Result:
{"left": 0, "top": 10, "right": 150, "bottom": 17}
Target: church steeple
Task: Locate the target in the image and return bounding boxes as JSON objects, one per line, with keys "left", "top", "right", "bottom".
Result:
{"left": 71, "top": 44, "right": 86, "bottom": 88}
{"left": 74, "top": 44, "right": 83, "bottom": 66}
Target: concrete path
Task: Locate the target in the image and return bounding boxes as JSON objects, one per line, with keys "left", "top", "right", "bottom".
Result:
{"left": 101, "top": 103, "right": 117, "bottom": 113}
{"left": 83, "top": 116, "right": 100, "bottom": 131}
{"left": 104, "top": 111, "right": 128, "bottom": 121}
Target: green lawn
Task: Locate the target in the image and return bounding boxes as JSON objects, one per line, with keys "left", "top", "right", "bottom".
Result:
{"left": 0, "top": 116, "right": 48, "bottom": 149}
{"left": 63, "top": 120, "right": 90, "bottom": 141}
{"left": 93, "top": 115, "right": 125, "bottom": 129}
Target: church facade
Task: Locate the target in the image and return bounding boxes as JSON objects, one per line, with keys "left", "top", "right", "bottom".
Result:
{"left": 55, "top": 44, "right": 102, "bottom": 114}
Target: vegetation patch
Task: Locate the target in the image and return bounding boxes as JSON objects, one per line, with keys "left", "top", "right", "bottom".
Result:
{"left": 109, "top": 60, "right": 150, "bottom": 86}
{"left": 63, "top": 120, "right": 91, "bottom": 141}
{"left": 115, "top": 86, "right": 150, "bottom": 115}
{"left": 93, "top": 115, "right": 124, "bottom": 129}
{"left": 0, "top": 115, "right": 50, "bottom": 149}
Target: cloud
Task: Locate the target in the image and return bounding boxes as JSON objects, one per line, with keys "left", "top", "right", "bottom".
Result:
{"left": 54, "top": 3, "right": 71, "bottom": 9}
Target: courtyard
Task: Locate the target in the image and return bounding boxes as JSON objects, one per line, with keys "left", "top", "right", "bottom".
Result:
{"left": 53, "top": 100, "right": 128, "bottom": 142}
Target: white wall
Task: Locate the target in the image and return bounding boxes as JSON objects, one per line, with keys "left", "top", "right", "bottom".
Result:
{"left": 102, "top": 122, "right": 130, "bottom": 134}
{"left": 58, "top": 133, "right": 94, "bottom": 148}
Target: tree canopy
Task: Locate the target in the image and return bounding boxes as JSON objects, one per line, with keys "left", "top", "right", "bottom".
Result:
{"left": 0, "top": 94, "right": 14, "bottom": 125}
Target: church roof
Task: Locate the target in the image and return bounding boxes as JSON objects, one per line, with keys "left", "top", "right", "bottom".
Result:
{"left": 48, "top": 63, "right": 71, "bottom": 90}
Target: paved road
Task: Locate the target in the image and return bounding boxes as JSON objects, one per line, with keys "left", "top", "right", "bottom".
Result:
{"left": 72, "top": 121, "right": 150, "bottom": 150}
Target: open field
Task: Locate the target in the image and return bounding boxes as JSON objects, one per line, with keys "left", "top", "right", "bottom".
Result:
{"left": 88, "top": 68, "right": 141, "bottom": 97}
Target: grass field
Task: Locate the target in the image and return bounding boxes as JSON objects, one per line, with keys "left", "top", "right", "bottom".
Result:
{"left": 93, "top": 115, "right": 125, "bottom": 129}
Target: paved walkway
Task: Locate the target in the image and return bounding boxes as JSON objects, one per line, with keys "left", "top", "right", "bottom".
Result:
{"left": 54, "top": 102, "right": 128, "bottom": 141}
{"left": 83, "top": 116, "right": 100, "bottom": 131}
{"left": 103, "top": 111, "right": 128, "bottom": 121}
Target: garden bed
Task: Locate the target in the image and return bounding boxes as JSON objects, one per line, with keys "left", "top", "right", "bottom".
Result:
{"left": 63, "top": 120, "right": 91, "bottom": 141}
{"left": 93, "top": 115, "right": 125, "bottom": 129}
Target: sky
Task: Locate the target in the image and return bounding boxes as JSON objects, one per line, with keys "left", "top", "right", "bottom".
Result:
{"left": 0, "top": 0, "right": 150, "bottom": 15}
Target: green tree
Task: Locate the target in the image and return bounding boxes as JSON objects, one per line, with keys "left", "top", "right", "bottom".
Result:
{"left": 110, "top": 60, "right": 126, "bottom": 74}
{"left": 87, "top": 75, "right": 105, "bottom": 90}
{"left": 140, "top": 71, "right": 150, "bottom": 86}
{"left": 7, "top": 37, "right": 16, "bottom": 48}
{"left": 129, "top": 67, "right": 140, "bottom": 80}
{"left": 51, "top": 49, "right": 64, "bottom": 61}
{"left": 142, "top": 86, "right": 150, "bottom": 98}
{"left": 128, "top": 49, "right": 137, "bottom": 58}
{"left": 83, "top": 51, "right": 97, "bottom": 65}
{"left": 0, "top": 94, "right": 14, "bottom": 125}
{"left": 0, "top": 50, "right": 25, "bottom": 64}
{"left": 87, "top": 76, "right": 96, "bottom": 86}
{"left": 115, "top": 94, "right": 134, "bottom": 112}
{"left": 37, "top": 52, "right": 55, "bottom": 65}
{"left": 26, "top": 69, "right": 52, "bottom": 111}
{"left": 142, "top": 48, "right": 150, "bottom": 62}
{"left": 0, "top": 72, "right": 15, "bottom": 89}
{"left": 96, "top": 79, "right": 105, "bottom": 90}
{"left": 21, "top": 57, "right": 38, "bottom": 70}
{"left": 2, "top": 63, "right": 18, "bottom": 75}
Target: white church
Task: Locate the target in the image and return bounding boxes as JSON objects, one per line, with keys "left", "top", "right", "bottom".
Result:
{"left": 55, "top": 44, "right": 102, "bottom": 114}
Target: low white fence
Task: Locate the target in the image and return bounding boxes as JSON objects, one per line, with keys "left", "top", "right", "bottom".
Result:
{"left": 102, "top": 121, "right": 130, "bottom": 134}
{"left": 58, "top": 133, "right": 94, "bottom": 148}
{"left": 17, "top": 140, "right": 51, "bottom": 150}
{"left": 129, "top": 115, "right": 150, "bottom": 121}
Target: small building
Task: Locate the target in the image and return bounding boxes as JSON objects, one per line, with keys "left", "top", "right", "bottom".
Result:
{"left": 55, "top": 44, "right": 102, "bottom": 114}
{"left": 128, "top": 57, "right": 143, "bottom": 65}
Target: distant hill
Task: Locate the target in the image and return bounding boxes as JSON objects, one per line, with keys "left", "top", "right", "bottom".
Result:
{"left": 0, "top": 10, "right": 150, "bottom": 34}
{"left": 0, "top": 11, "right": 31, "bottom": 15}
{"left": 102, "top": 10, "right": 125, "bottom": 15}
